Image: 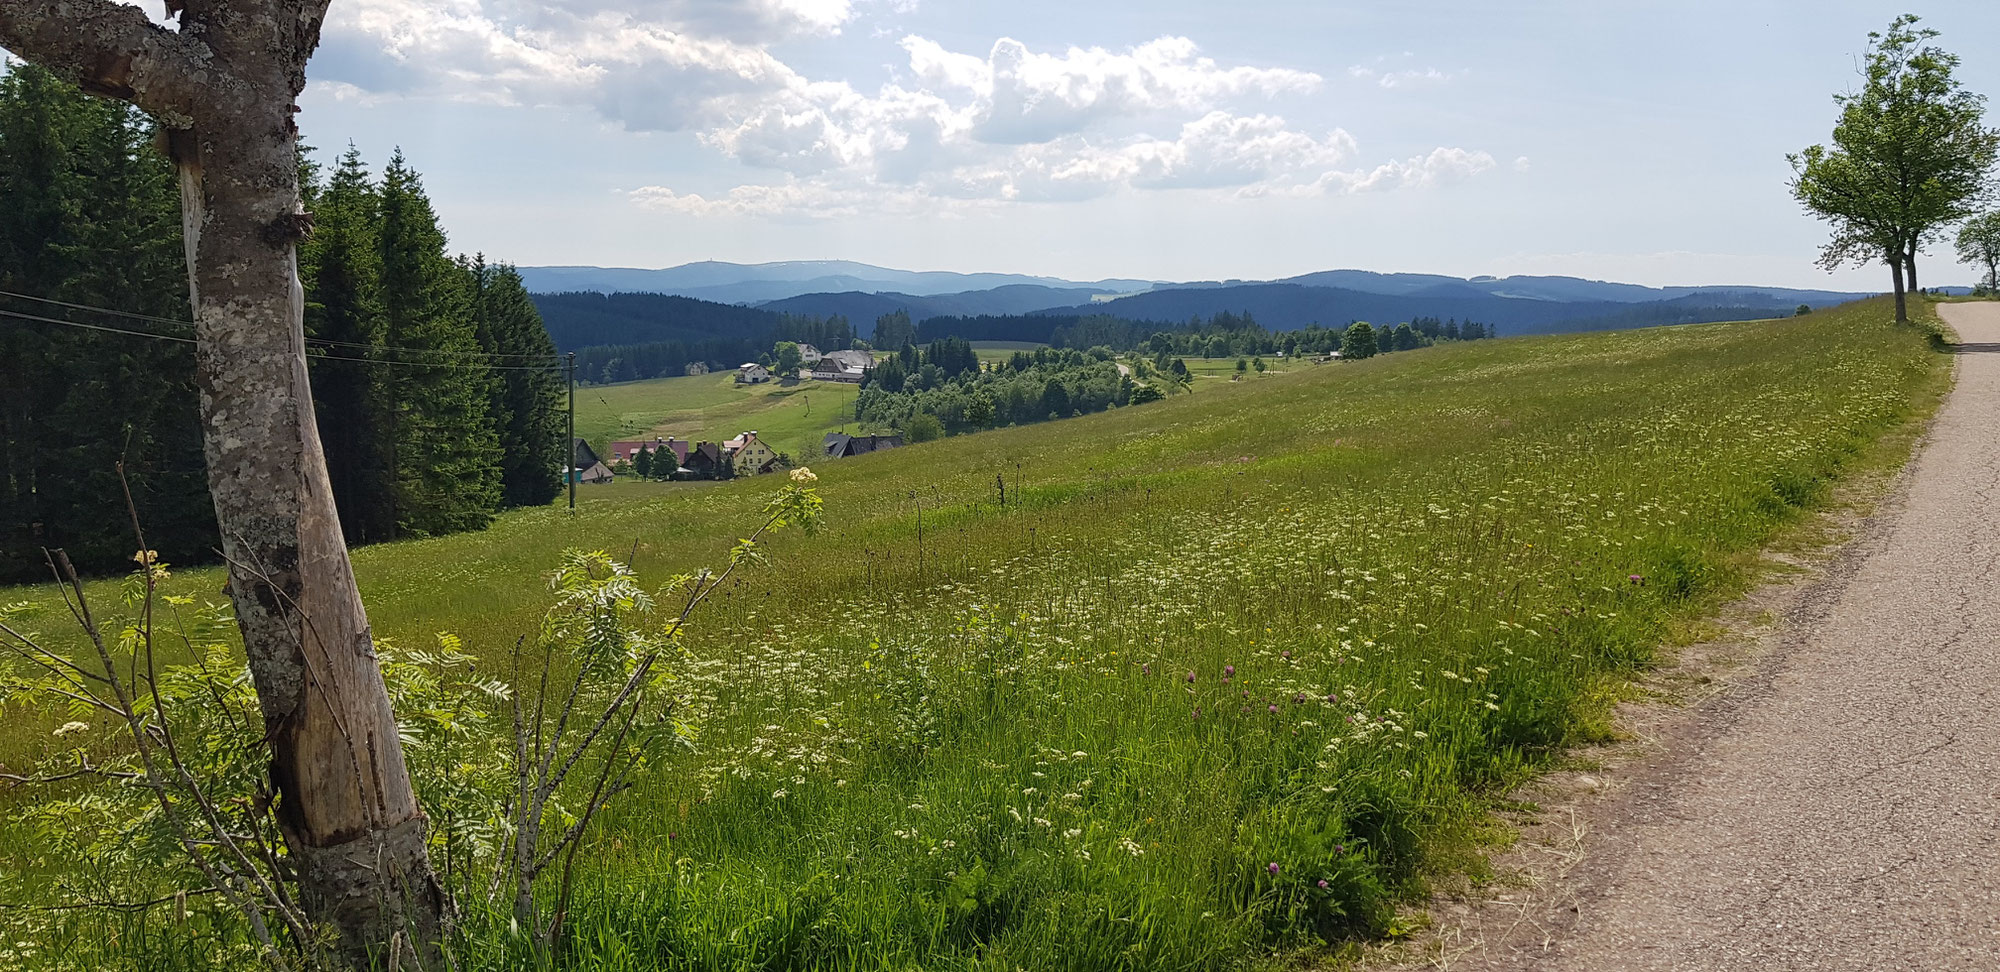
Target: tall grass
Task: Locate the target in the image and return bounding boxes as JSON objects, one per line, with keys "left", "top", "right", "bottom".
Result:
{"left": 0, "top": 299, "right": 1947, "bottom": 970}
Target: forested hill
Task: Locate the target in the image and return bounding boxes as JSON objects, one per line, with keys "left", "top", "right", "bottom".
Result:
{"left": 1036, "top": 283, "right": 1832, "bottom": 335}
{"left": 531, "top": 292, "right": 785, "bottom": 349}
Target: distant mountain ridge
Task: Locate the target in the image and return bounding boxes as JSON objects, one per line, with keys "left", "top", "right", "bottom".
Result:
{"left": 518, "top": 260, "right": 1871, "bottom": 313}
{"left": 518, "top": 261, "right": 1153, "bottom": 302}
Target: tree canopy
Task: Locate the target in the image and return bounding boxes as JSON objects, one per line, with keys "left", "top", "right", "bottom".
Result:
{"left": 1789, "top": 15, "right": 1998, "bottom": 321}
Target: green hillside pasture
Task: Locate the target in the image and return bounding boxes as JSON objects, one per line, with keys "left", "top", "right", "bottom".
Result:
{"left": 574, "top": 372, "right": 869, "bottom": 460}
{"left": 0, "top": 300, "right": 1946, "bottom": 969}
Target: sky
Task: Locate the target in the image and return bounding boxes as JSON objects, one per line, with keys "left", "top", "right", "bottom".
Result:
{"left": 148, "top": 1, "right": 2000, "bottom": 288}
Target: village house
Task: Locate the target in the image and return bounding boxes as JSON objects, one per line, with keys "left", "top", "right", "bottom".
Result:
{"left": 723, "top": 430, "right": 781, "bottom": 476}
{"left": 607, "top": 437, "right": 690, "bottom": 467}
{"left": 685, "top": 361, "right": 710, "bottom": 376}
{"left": 682, "top": 441, "right": 727, "bottom": 479}
{"left": 812, "top": 348, "right": 873, "bottom": 383}
{"left": 566, "top": 438, "right": 614, "bottom": 484}
{"left": 736, "top": 362, "right": 771, "bottom": 384}
{"left": 797, "top": 343, "right": 823, "bottom": 365}
{"left": 823, "top": 432, "right": 904, "bottom": 458}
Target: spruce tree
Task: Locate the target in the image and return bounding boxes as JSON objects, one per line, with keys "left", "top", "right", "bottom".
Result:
{"left": 0, "top": 64, "right": 211, "bottom": 580}
{"left": 301, "top": 144, "right": 397, "bottom": 543}
{"left": 470, "top": 259, "right": 564, "bottom": 508}
{"left": 377, "top": 150, "right": 501, "bottom": 536}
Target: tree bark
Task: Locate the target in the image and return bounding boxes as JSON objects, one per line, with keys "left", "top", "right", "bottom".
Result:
{"left": 1888, "top": 246, "right": 1908, "bottom": 322}
{"left": 0, "top": 2, "right": 447, "bottom": 965}
{"left": 1905, "top": 238, "right": 1920, "bottom": 295}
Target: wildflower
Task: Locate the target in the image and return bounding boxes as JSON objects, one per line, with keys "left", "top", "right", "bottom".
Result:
{"left": 1268, "top": 704, "right": 1279, "bottom": 713}
{"left": 53, "top": 721, "right": 89, "bottom": 738}
{"left": 1317, "top": 879, "right": 1330, "bottom": 889}
{"left": 771, "top": 788, "right": 788, "bottom": 799}
{"left": 1629, "top": 574, "right": 1645, "bottom": 585}
{"left": 1120, "top": 837, "right": 1145, "bottom": 857}
{"left": 1225, "top": 665, "right": 1236, "bottom": 677}
{"left": 1281, "top": 650, "right": 1291, "bottom": 659}
{"left": 789, "top": 467, "right": 818, "bottom": 483}
{"left": 1267, "top": 862, "right": 1281, "bottom": 874}
{"left": 1063, "top": 828, "right": 1082, "bottom": 839}
{"left": 1187, "top": 670, "right": 1197, "bottom": 683}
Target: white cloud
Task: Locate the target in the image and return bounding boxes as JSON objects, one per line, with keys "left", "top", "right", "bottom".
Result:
{"left": 905, "top": 35, "right": 1322, "bottom": 144}
{"left": 312, "top": 2, "right": 1498, "bottom": 217}
{"left": 1347, "top": 64, "right": 1460, "bottom": 88}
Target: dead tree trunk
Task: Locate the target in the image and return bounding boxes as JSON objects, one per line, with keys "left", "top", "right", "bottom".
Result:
{"left": 0, "top": 2, "right": 446, "bottom": 965}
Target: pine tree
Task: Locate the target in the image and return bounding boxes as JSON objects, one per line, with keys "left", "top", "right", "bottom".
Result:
{"left": 377, "top": 150, "right": 501, "bottom": 537}
{"left": 469, "top": 260, "right": 563, "bottom": 508}
{"left": 0, "top": 64, "right": 211, "bottom": 581}
{"left": 301, "top": 144, "right": 397, "bottom": 543}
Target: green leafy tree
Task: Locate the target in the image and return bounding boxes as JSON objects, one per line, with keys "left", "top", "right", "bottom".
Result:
{"left": 1236, "top": 357, "right": 1248, "bottom": 374}
{"left": 1789, "top": 15, "right": 1999, "bottom": 322}
{"left": 904, "top": 412, "right": 945, "bottom": 443}
{"left": 965, "top": 397, "right": 995, "bottom": 428}
{"left": 1390, "top": 322, "right": 1420, "bottom": 351}
{"left": 773, "top": 340, "right": 804, "bottom": 376}
{"left": 633, "top": 443, "right": 655, "bottom": 478}
{"left": 1041, "top": 380, "right": 1072, "bottom": 417}
{"left": 1340, "top": 322, "right": 1379, "bottom": 360}
{"left": 1958, "top": 211, "right": 2000, "bottom": 293}
{"left": 1253, "top": 356, "right": 1268, "bottom": 373}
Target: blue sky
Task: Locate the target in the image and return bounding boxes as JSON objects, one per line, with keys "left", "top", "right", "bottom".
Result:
{"left": 210, "top": 2, "right": 2000, "bottom": 287}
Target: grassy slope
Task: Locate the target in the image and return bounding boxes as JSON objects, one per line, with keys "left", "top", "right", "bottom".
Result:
{"left": 573, "top": 372, "right": 875, "bottom": 462}
{"left": 0, "top": 299, "right": 1949, "bottom": 970}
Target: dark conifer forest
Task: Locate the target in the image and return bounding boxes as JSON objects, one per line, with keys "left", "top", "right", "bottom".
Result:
{"left": 0, "top": 65, "right": 564, "bottom": 582}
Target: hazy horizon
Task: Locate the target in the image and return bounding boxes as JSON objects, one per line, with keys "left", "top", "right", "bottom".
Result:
{"left": 115, "top": 0, "right": 2000, "bottom": 291}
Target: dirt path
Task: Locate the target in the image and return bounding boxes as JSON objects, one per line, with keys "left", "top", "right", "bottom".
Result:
{"left": 1401, "top": 302, "right": 2000, "bottom": 971}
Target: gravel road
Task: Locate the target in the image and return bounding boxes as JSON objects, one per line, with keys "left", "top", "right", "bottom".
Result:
{"left": 1425, "top": 302, "right": 2000, "bottom": 971}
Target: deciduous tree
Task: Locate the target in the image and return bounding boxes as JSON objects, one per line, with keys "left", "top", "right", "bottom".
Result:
{"left": 1959, "top": 211, "right": 2000, "bottom": 293}
{"left": 1789, "top": 15, "right": 1998, "bottom": 321}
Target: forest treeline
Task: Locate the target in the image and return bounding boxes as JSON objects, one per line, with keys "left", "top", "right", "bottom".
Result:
{"left": 848, "top": 311, "right": 1494, "bottom": 441}
{"left": 0, "top": 64, "right": 563, "bottom": 582}
{"left": 552, "top": 293, "right": 1498, "bottom": 385}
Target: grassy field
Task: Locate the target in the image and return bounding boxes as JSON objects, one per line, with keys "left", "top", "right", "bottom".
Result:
{"left": 574, "top": 372, "right": 876, "bottom": 461}
{"left": 0, "top": 299, "right": 1949, "bottom": 970}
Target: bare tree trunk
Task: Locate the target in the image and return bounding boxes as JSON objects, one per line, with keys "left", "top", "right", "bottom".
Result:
{"left": 1906, "top": 238, "right": 1920, "bottom": 295}
{"left": 0, "top": 2, "right": 446, "bottom": 965}
{"left": 1888, "top": 246, "right": 1908, "bottom": 322}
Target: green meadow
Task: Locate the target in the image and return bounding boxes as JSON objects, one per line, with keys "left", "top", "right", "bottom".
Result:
{"left": 0, "top": 299, "right": 1949, "bottom": 970}
{"left": 574, "top": 372, "right": 875, "bottom": 460}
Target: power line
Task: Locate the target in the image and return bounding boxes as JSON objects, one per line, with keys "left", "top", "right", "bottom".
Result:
{"left": 0, "top": 308, "right": 562, "bottom": 372}
{"left": 0, "top": 288, "right": 564, "bottom": 363}
{"left": 0, "top": 306, "right": 197, "bottom": 343}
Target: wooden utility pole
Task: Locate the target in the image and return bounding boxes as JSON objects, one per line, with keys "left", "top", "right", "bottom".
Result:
{"left": 0, "top": 1, "right": 446, "bottom": 964}
{"left": 566, "top": 352, "right": 577, "bottom": 511}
